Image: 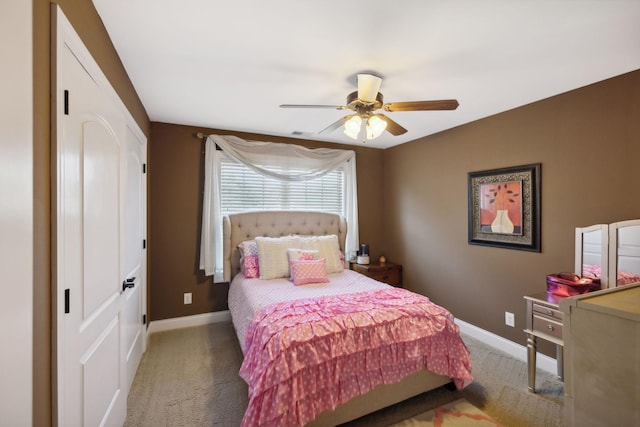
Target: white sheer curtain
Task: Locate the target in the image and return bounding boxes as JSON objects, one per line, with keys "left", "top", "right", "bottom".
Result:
{"left": 199, "top": 134, "right": 360, "bottom": 280}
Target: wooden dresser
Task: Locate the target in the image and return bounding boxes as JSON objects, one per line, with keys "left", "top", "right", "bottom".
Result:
{"left": 560, "top": 283, "right": 640, "bottom": 427}
{"left": 351, "top": 261, "right": 403, "bottom": 287}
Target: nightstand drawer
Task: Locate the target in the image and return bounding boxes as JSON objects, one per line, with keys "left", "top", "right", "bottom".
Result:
{"left": 351, "top": 262, "right": 403, "bottom": 287}
{"left": 532, "top": 303, "right": 563, "bottom": 321}
{"left": 367, "top": 268, "right": 402, "bottom": 287}
{"left": 532, "top": 314, "right": 563, "bottom": 340}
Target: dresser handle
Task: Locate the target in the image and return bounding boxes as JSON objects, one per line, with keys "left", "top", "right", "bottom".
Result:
{"left": 546, "top": 309, "right": 553, "bottom": 315}
{"left": 547, "top": 324, "right": 554, "bottom": 331}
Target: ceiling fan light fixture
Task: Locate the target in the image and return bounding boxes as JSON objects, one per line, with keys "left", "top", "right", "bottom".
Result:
{"left": 357, "top": 74, "right": 383, "bottom": 103}
{"left": 366, "top": 115, "right": 387, "bottom": 140}
{"left": 281, "top": 73, "right": 457, "bottom": 141}
{"left": 343, "top": 115, "right": 362, "bottom": 140}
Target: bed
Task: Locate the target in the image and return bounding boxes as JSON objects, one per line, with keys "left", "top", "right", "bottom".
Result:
{"left": 223, "top": 211, "right": 473, "bottom": 426}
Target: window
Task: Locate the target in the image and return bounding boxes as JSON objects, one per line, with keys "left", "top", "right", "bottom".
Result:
{"left": 218, "top": 152, "right": 345, "bottom": 217}
{"left": 200, "top": 135, "right": 359, "bottom": 282}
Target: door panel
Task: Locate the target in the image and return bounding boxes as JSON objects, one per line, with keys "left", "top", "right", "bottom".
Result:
{"left": 81, "top": 316, "right": 121, "bottom": 427}
{"left": 123, "top": 126, "right": 147, "bottom": 391}
{"left": 124, "top": 284, "right": 143, "bottom": 391}
{"left": 124, "top": 133, "right": 143, "bottom": 278}
{"left": 82, "top": 120, "right": 121, "bottom": 318}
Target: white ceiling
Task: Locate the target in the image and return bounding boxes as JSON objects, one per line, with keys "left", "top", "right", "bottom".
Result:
{"left": 93, "top": 0, "right": 640, "bottom": 149}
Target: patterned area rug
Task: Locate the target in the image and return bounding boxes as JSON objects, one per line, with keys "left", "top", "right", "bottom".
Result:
{"left": 391, "top": 399, "right": 501, "bottom": 427}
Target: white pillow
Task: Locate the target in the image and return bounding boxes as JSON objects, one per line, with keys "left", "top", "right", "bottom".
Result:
{"left": 255, "top": 236, "right": 301, "bottom": 279}
{"left": 287, "top": 248, "right": 319, "bottom": 262}
{"left": 299, "top": 235, "right": 344, "bottom": 274}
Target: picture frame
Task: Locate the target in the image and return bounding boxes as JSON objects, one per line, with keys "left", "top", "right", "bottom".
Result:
{"left": 468, "top": 163, "right": 541, "bottom": 251}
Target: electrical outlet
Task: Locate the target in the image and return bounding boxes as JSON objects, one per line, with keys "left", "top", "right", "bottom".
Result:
{"left": 505, "top": 311, "right": 515, "bottom": 327}
{"left": 184, "top": 292, "right": 192, "bottom": 304}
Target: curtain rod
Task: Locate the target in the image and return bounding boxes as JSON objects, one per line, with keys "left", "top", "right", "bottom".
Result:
{"left": 195, "top": 133, "right": 222, "bottom": 151}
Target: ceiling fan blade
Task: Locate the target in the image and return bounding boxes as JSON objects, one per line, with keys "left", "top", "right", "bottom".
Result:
{"left": 383, "top": 99, "right": 459, "bottom": 112}
{"left": 376, "top": 114, "right": 408, "bottom": 136}
{"left": 280, "top": 104, "right": 349, "bottom": 110}
{"left": 318, "top": 116, "right": 351, "bottom": 134}
{"left": 357, "top": 74, "right": 382, "bottom": 103}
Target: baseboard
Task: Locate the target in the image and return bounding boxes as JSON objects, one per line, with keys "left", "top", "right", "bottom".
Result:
{"left": 147, "top": 310, "right": 231, "bottom": 335}
{"left": 455, "top": 318, "right": 558, "bottom": 375}
{"left": 145, "top": 311, "right": 557, "bottom": 374}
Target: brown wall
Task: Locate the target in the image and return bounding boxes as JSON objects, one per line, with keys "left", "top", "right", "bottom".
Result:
{"left": 382, "top": 70, "right": 640, "bottom": 356}
{"left": 33, "top": 0, "right": 150, "bottom": 425}
{"left": 148, "top": 123, "right": 384, "bottom": 320}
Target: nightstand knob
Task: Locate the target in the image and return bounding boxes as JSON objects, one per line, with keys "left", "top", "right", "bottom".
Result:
{"left": 547, "top": 324, "right": 554, "bottom": 331}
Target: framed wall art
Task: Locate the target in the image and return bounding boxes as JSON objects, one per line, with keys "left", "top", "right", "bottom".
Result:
{"left": 468, "top": 163, "right": 541, "bottom": 251}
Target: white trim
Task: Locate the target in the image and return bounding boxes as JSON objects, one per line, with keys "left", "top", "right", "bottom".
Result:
{"left": 455, "top": 318, "right": 558, "bottom": 374}
{"left": 144, "top": 312, "right": 558, "bottom": 374}
{"left": 147, "top": 310, "right": 231, "bottom": 335}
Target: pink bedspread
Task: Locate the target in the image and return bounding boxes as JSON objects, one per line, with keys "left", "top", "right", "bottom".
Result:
{"left": 239, "top": 287, "right": 473, "bottom": 426}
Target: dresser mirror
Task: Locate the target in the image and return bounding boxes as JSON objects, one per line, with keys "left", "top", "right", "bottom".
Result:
{"left": 574, "top": 224, "right": 608, "bottom": 286}
{"left": 575, "top": 220, "right": 640, "bottom": 289}
{"left": 609, "top": 219, "right": 640, "bottom": 287}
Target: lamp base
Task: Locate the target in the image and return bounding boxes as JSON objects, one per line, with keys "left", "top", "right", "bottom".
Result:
{"left": 356, "top": 255, "right": 370, "bottom": 265}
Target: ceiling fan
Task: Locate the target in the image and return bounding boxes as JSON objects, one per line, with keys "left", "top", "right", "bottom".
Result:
{"left": 280, "top": 73, "right": 459, "bottom": 142}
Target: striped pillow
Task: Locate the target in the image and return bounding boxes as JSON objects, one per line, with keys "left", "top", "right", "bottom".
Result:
{"left": 238, "top": 240, "right": 259, "bottom": 278}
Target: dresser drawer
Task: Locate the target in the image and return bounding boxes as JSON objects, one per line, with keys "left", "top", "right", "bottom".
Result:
{"left": 532, "top": 303, "right": 563, "bottom": 321}
{"left": 532, "top": 314, "right": 563, "bottom": 340}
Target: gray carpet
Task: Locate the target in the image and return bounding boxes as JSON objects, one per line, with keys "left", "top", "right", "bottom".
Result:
{"left": 124, "top": 321, "right": 563, "bottom": 427}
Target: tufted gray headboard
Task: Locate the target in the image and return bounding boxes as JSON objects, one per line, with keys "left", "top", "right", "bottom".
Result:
{"left": 223, "top": 211, "right": 347, "bottom": 282}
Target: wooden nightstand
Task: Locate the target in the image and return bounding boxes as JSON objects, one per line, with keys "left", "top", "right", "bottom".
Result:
{"left": 351, "top": 261, "right": 403, "bottom": 287}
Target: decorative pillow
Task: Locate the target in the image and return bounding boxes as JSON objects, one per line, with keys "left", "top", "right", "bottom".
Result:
{"left": 287, "top": 248, "right": 319, "bottom": 262}
{"left": 290, "top": 258, "right": 329, "bottom": 286}
{"left": 238, "top": 240, "right": 259, "bottom": 278}
{"left": 339, "top": 251, "right": 347, "bottom": 269}
{"left": 298, "top": 235, "right": 344, "bottom": 274}
{"left": 255, "top": 236, "right": 301, "bottom": 280}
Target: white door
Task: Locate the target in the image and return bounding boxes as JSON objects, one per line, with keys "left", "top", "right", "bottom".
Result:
{"left": 122, "top": 126, "right": 147, "bottom": 392}
{"left": 53, "top": 7, "right": 146, "bottom": 426}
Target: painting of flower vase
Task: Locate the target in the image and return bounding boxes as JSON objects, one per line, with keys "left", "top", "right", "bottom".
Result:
{"left": 480, "top": 180, "right": 523, "bottom": 235}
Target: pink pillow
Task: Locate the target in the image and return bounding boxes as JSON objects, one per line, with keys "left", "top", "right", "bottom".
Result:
{"left": 339, "top": 251, "right": 347, "bottom": 268}
{"left": 239, "top": 241, "right": 259, "bottom": 278}
{"left": 290, "top": 258, "right": 329, "bottom": 286}
{"left": 242, "top": 255, "right": 259, "bottom": 278}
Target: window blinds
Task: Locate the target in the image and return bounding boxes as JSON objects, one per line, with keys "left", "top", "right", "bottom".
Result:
{"left": 219, "top": 155, "right": 344, "bottom": 216}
